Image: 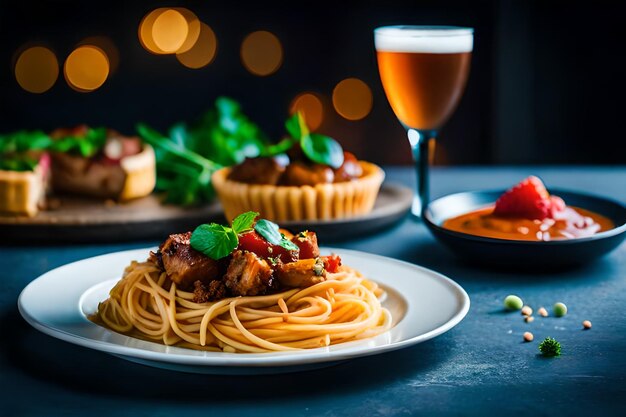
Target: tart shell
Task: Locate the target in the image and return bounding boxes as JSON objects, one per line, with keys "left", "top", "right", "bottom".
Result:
{"left": 212, "top": 161, "right": 385, "bottom": 222}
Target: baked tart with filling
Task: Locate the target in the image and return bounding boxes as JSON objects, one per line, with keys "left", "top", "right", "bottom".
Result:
{"left": 212, "top": 114, "right": 384, "bottom": 222}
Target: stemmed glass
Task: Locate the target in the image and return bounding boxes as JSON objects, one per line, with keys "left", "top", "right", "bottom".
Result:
{"left": 374, "top": 26, "right": 473, "bottom": 217}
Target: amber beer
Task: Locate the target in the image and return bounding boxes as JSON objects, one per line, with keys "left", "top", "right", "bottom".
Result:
{"left": 374, "top": 26, "right": 473, "bottom": 217}
{"left": 375, "top": 27, "right": 473, "bottom": 130}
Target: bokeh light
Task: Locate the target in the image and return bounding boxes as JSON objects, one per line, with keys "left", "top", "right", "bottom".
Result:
{"left": 151, "top": 9, "right": 189, "bottom": 53}
{"left": 173, "top": 8, "right": 201, "bottom": 53}
{"left": 64, "top": 45, "right": 110, "bottom": 92}
{"left": 14, "top": 46, "right": 59, "bottom": 93}
{"left": 176, "top": 22, "right": 217, "bottom": 69}
{"left": 139, "top": 8, "right": 168, "bottom": 54}
{"left": 78, "top": 36, "right": 119, "bottom": 74}
{"left": 332, "top": 78, "right": 373, "bottom": 121}
{"left": 289, "top": 92, "right": 324, "bottom": 131}
{"left": 241, "top": 31, "right": 283, "bottom": 76}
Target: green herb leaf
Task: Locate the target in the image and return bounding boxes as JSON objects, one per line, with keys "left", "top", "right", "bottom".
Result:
{"left": 279, "top": 235, "right": 300, "bottom": 251}
{"left": 285, "top": 112, "right": 309, "bottom": 140}
{"left": 538, "top": 337, "right": 561, "bottom": 357}
{"left": 254, "top": 219, "right": 299, "bottom": 251}
{"left": 0, "top": 155, "right": 39, "bottom": 171}
{"left": 260, "top": 137, "right": 296, "bottom": 157}
{"left": 169, "top": 122, "right": 189, "bottom": 147}
{"left": 48, "top": 127, "right": 107, "bottom": 158}
{"left": 232, "top": 211, "right": 259, "bottom": 234}
{"left": 137, "top": 122, "right": 221, "bottom": 206}
{"left": 0, "top": 130, "right": 52, "bottom": 154}
{"left": 190, "top": 223, "right": 239, "bottom": 260}
{"left": 300, "top": 133, "right": 344, "bottom": 169}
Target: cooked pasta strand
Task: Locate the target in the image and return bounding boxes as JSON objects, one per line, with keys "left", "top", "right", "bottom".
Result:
{"left": 91, "top": 261, "right": 391, "bottom": 353}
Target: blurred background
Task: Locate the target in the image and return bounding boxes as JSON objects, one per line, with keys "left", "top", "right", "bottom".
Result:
{"left": 1, "top": 0, "right": 625, "bottom": 166}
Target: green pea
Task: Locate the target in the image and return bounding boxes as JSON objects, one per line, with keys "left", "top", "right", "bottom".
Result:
{"left": 504, "top": 295, "right": 523, "bottom": 310}
{"left": 553, "top": 302, "right": 568, "bottom": 317}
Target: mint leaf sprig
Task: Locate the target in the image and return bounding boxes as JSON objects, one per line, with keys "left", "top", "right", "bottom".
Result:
{"left": 190, "top": 211, "right": 299, "bottom": 260}
{"left": 190, "top": 211, "right": 259, "bottom": 259}
{"left": 263, "top": 112, "right": 344, "bottom": 169}
{"left": 254, "top": 219, "right": 299, "bottom": 251}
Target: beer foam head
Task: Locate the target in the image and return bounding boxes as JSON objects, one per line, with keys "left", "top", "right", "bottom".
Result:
{"left": 375, "top": 26, "right": 473, "bottom": 53}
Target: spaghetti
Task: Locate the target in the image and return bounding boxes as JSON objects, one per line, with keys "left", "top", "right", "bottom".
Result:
{"left": 92, "top": 260, "right": 391, "bottom": 353}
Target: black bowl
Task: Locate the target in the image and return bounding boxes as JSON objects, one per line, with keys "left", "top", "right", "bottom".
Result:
{"left": 423, "top": 189, "right": 626, "bottom": 268}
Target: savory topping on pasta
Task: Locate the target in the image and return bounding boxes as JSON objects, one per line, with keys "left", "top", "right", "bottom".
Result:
{"left": 92, "top": 212, "right": 391, "bottom": 352}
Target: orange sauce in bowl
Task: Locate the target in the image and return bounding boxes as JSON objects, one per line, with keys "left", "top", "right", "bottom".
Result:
{"left": 442, "top": 206, "right": 614, "bottom": 241}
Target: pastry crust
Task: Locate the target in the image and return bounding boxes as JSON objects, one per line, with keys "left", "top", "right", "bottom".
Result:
{"left": 213, "top": 161, "right": 384, "bottom": 222}
{"left": 0, "top": 162, "right": 48, "bottom": 216}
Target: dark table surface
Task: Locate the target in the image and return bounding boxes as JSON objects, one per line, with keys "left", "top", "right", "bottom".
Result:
{"left": 1, "top": 166, "right": 625, "bottom": 417}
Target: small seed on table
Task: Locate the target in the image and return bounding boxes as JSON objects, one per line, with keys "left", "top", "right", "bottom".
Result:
{"left": 553, "top": 302, "right": 568, "bottom": 317}
{"left": 504, "top": 295, "right": 523, "bottom": 310}
{"left": 525, "top": 316, "right": 534, "bottom": 323}
{"left": 538, "top": 307, "right": 548, "bottom": 317}
{"left": 521, "top": 306, "right": 533, "bottom": 316}
{"left": 583, "top": 320, "right": 592, "bottom": 329}
{"left": 523, "top": 332, "right": 534, "bottom": 342}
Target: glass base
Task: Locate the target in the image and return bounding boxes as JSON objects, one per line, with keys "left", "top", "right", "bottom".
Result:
{"left": 411, "top": 195, "right": 424, "bottom": 218}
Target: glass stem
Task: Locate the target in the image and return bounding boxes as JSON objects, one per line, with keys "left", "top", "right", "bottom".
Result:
{"left": 408, "top": 129, "right": 436, "bottom": 217}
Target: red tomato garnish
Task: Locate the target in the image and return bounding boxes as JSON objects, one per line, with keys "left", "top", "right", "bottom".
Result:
{"left": 237, "top": 231, "right": 298, "bottom": 263}
{"left": 322, "top": 255, "right": 342, "bottom": 273}
{"left": 291, "top": 231, "right": 320, "bottom": 259}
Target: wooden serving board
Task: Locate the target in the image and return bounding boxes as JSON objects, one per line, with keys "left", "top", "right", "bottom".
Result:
{"left": 0, "top": 184, "right": 412, "bottom": 243}
{"left": 0, "top": 194, "right": 224, "bottom": 243}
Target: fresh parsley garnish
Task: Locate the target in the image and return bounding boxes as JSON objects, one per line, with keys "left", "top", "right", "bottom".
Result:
{"left": 48, "top": 127, "right": 108, "bottom": 158}
{"left": 137, "top": 123, "right": 220, "bottom": 206}
{"left": 254, "top": 219, "right": 299, "bottom": 251}
{"left": 0, "top": 130, "right": 52, "bottom": 154}
{"left": 190, "top": 211, "right": 259, "bottom": 259}
{"left": 0, "top": 130, "right": 52, "bottom": 172}
{"left": 0, "top": 155, "right": 39, "bottom": 172}
{"left": 137, "top": 97, "right": 268, "bottom": 206}
{"left": 538, "top": 337, "right": 561, "bottom": 357}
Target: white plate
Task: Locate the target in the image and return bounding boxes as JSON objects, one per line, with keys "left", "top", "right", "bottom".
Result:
{"left": 18, "top": 247, "right": 470, "bottom": 374}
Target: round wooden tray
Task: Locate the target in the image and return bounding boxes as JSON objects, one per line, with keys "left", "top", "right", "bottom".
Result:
{"left": 0, "top": 183, "right": 412, "bottom": 243}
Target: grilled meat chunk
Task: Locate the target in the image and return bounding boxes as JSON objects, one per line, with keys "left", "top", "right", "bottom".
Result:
{"left": 279, "top": 161, "right": 334, "bottom": 186}
{"left": 276, "top": 258, "right": 326, "bottom": 288}
{"left": 223, "top": 250, "right": 273, "bottom": 296}
{"left": 333, "top": 152, "right": 362, "bottom": 182}
{"left": 159, "top": 232, "right": 220, "bottom": 289}
{"left": 228, "top": 157, "right": 286, "bottom": 185}
{"left": 148, "top": 250, "right": 163, "bottom": 269}
{"left": 193, "top": 280, "right": 228, "bottom": 303}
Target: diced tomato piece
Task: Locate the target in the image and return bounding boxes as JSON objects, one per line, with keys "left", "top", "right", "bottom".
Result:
{"left": 322, "top": 255, "right": 342, "bottom": 273}
{"left": 291, "top": 231, "right": 320, "bottom": 259}
{"left": 237, "top": 231, "right": 298, "bottom": 263}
